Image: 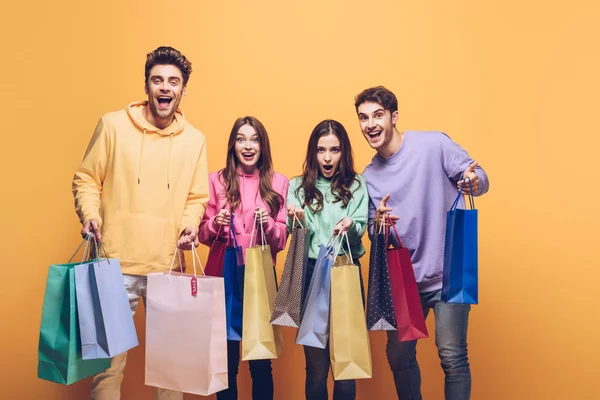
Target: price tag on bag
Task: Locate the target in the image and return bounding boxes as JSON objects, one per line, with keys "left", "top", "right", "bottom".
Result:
{"left": 191, "top": 276, "right": 198, "bottom": 296}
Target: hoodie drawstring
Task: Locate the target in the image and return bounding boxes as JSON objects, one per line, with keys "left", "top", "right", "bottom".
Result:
{"left": 137, "top": 128, "right": 173, "bottom": 190}
{"left": 167, "top": 133, "right": 173, "bottom": 189}
{"left": 137, "top": 128, "right": 147, "bottom": 184}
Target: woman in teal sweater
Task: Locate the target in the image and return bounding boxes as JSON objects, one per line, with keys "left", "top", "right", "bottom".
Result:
{"left": 287, "top": 119, "right": 369, "bottom": 400}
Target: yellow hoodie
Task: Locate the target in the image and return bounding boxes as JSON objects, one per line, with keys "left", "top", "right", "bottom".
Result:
{"left": 72, "top": 101, "right": 209, "bottom": 275}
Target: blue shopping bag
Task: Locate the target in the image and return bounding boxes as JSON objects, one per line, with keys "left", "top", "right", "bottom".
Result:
{"left": 224, "top": 214, "right": 244, "bottom": 341}
{"left": 296, "top": 243, "right": 335, "bottom": 349}
{"left": 74, "top": 248, "right": 138, "bottom": 359}
{"left": 442, "top": 179, "right": 479, "bottom": 304}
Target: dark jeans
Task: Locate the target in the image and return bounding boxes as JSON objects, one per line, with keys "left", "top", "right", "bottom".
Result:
{"left": 386, "top": 289, "right": 471, "bottom": 400}
{"left": 304, "top": 344, "right": 356, "bottom": 400}
{"left": 216, "top": 340, "right": 274, "bottom": 400}
{"left": 302, "top": 256, "right": 363, "bottom": 400}
{"left": 218, "top": 265, "right": 278, "bottom": 399}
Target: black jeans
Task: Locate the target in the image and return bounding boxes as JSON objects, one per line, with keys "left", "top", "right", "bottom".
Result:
{"left": 302, "top": 257, "right": 363, "bottom": 400}
{"left": 216, "top": 340, "right": 274, "bottom": 400}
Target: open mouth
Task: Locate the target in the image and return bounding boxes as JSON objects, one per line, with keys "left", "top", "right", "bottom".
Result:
{"left": 157, "top": 96, "right": 173, "bottom": 109}
{"left": 242, "top": 152, "right": 255, "bottom": 161}
{"left": 322, "top": 165, "right": 334, "bottom": 173}
{"left": 367, "top": 130, "right": 382, "bottom": 141}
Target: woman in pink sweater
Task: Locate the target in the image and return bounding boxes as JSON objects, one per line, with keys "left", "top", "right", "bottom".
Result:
{"left": 198, "top": 116, "right": 288, "bottom": 400}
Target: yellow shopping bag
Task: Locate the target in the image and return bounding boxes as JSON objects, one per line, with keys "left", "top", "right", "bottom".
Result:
{"left": 329, "top": 233, "right": 372, "bottom": 380}
{"left": 241, "top": 216, "right": 283, "bottom": 360}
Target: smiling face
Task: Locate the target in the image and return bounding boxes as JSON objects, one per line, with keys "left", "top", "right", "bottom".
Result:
{"left": 357, "top": 101, "right": 398, "bottom": 153}
{"left": 234, "top": 123, "right": 261, "bottom": 173}
{"left": 144, "top": 64, "right": 185, "bottom": 128}
{"left": 316, "top": 133, "right": 341, "bottom": 179}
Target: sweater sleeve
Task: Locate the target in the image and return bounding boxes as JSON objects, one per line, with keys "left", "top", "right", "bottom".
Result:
{"left": 286, "top": 177, "right": 314, "bottom": 234}
{"left": 439, "top": 132, "right": 490, "bottom": 196}
{"left": 178, "top": 137, "right": 210, "bottom": 234}
{"left": 72, "top": 118, "right": 110, "bottom": 227}
{"left": 345, "top": 176, "right": 369, "bottom": 246}
{"left": 198, "top": 173, "right": 227, "bottom": 247}
{"left": 264, "top": 175, "right": 290, "bottom": 254}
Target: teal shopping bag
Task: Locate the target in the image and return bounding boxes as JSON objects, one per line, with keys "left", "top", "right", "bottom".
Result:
{"left": 38, "top": 240, "right": 111, "bottom": 385}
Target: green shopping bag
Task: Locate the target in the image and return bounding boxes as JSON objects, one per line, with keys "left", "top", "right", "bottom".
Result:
{"left": 38, "top": 239, "right": 111, "bottom": 385}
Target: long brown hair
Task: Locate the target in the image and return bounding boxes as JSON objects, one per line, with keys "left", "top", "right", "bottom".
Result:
{"left": 297, "top": 119, "right": 360, "bottom": 213}
{"left": 219, "top": 116, "right": 283, "bottom": 218}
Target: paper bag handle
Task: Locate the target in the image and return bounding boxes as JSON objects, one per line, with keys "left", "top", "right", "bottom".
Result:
{"left": 249, "top": 211, "right": 268, "bottom": 248}
{"left": 190, "top": 242, "right": 205, "bottom": 277}
{"left": 385, "top": 215, "right": 405, "bottom": 249}
{"left": 167, "top": 247, "right": 186, "bottom": 275}
{"left": 292, "top": 213, "right": 305, "bottom": 230}
{"left": 450, "top": 177, "right": 475, "bottom": 211}
{"left": 334, "top": 231, "right": 354, "bottom": 266}
{"left": 68, "top": 232, "right": 110, "bottom": 265}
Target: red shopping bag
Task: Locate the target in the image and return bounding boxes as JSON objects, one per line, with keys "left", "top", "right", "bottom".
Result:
{"left": 386, "top": 219, "right": 428, "bottom": 342}
{"left": 205, "top": 222, "right": 227, "bottom": 277}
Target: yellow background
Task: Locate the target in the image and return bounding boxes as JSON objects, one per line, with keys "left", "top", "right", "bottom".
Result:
{"left": 1, "top": 0, "right": 598, "bottom": 399}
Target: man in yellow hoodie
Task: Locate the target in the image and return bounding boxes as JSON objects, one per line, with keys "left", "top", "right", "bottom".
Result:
{"left": 72, "top": 46, "right": 209, "bottom": 400}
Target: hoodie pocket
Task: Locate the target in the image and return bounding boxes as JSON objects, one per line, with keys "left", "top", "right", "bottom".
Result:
{"left": 103, "top": 212, "right": 176, "bottom": 268}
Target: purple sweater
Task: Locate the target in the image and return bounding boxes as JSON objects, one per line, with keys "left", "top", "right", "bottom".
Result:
{"left": 363, "top": 131, "right": 489, "bottom": 293}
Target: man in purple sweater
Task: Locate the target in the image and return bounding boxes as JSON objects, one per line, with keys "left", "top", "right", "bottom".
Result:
{"left": 356, "top": 86, "right": 489, "bottom": 400}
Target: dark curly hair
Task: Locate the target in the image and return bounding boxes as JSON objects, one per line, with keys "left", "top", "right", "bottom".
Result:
{"left": 354, "top": 85, "right": 398, "bottom": 114}
{"left": 144, "top": 46, "right": 192, "bottom": 87}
